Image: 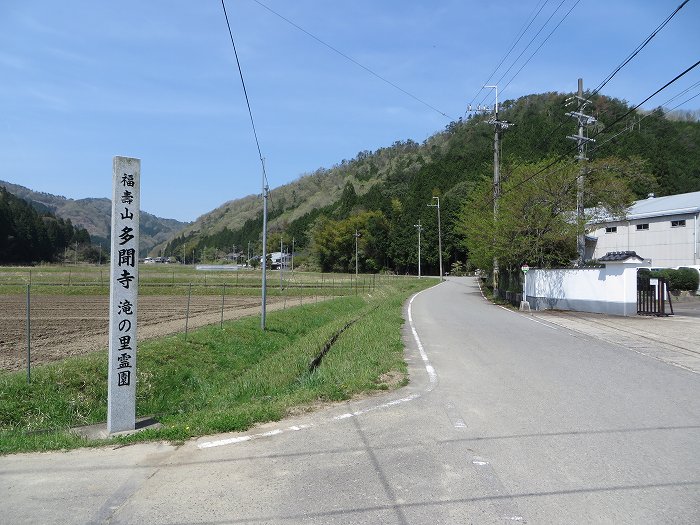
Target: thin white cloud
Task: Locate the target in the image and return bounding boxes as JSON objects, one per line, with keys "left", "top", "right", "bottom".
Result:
{"left": 0, "top": 51, "right": 31, "bottom": 71}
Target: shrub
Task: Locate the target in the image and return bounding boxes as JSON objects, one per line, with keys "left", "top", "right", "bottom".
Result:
{"left": 674, "top": 267, "right": 699, "bottom": 291}
{"left": 647, "top": 267, "right": 699, "bottom": 292}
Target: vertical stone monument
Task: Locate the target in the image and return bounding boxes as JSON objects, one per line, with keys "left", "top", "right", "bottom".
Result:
{"left": 107, "top": 156, "right": 140, "bottom": 434}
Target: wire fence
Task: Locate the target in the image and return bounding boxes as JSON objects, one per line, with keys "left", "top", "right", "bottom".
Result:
{"left": 0, "top": 266, "right": 396, "bottom": 377}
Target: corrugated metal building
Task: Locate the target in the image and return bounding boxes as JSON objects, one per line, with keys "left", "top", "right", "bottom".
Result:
{"left": 587, "top": 191, "right": 700, "bottom": 267}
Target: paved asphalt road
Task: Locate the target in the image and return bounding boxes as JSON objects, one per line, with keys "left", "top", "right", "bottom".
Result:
{"left": 2, "top": 277, "right": 699, "bottom": 524}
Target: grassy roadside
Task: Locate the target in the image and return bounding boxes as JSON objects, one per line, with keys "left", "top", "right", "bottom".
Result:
{"left": 0, "top": 277, "right": 435, "bottom": 454}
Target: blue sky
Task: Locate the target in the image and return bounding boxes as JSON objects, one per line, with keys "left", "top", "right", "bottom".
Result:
{"left": 1, "top": 0, "right": 698, "bottom": 222}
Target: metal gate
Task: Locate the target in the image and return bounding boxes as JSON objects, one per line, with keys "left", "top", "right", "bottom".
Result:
{"left": 637, "top": 274, "right": 674, "bottom": 316}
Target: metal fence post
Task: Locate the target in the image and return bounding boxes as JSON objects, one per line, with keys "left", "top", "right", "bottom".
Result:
{"left": 185, "top": 282, "right": 192, "bottom": 340}
{"left": 220, "top": 283, "right": 226, "bottom": 329}
{"left": 26, "top": 284, "right": 31, "bottom": 384}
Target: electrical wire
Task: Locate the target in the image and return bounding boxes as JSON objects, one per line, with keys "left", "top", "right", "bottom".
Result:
{"left": 483, "top": 0, "right": 693, "bottom": 182}
{"left": 250, "top": 0, "right": 453, "bottom": 120}
{"left": 477, "top": 0, "right": 571, "bottom": 109}
{"left": 527, "top": 85, "right": 700, "bottom": 218}
{"left": 589, "top": 0, "right": 691, "bottom": 98}
{"left": 593, "top": 82, "right": 700, "bottom": 152}
{"left": 221, "top": 0, "right": 270, "bottom": 190}
{"left": 467, "top": 0, "right": 551, "bottom": 112}
{"left": 499, "top": 0, "right": 581, "bottom": 96}
{"left": 493, "top": 59, "right": 700, "bottom": 201}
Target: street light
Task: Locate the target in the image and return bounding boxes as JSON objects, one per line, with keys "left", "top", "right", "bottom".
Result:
{"left": 427, "top": 196, "right": 443, "bottom": 281}
{"left": 414, "top": 220, "right": 422, "bottom": 278}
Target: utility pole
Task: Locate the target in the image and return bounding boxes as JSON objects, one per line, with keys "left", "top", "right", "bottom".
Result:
{"left": 566, "top": 78, "right": 597, "bottom": 265}
{"left": 291, "top": 237, "right": 295, "bottom": 274}
{"left": 472, "top": 85, "right": 513, "bottom": 291}
{"left": 261, "top": 166, "right": 269, "bottom": 330}
{"left": 414, "top": 220, "right": 422, "bottom": 278}
{"left": 354, "top": 230, "right": 361, "bottom": 278}
{"left": 427, "top": 197, "right": 443, "bottom": 281}
{"left": 486, "top": 86, "right": 511, "bottom": 291}
{"left": 247, "top": 240, "right": 251, "bottom": 267}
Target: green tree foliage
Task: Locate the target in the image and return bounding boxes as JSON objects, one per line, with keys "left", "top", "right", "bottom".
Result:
{"left": 0, "top": 186, "right": 91, "bottom": 264}
{"left": 456, "top": 158, "right": 639, "bottom": 274}
{"left": 310, "top": 211, "right": 389, "bottom": 273}
{"left": 645, "top": 267, "right": 700, "bottom": 292}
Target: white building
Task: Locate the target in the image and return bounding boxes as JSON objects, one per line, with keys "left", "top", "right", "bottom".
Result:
{"left": 587, "top": 191, "right": 700, "bottom": 267}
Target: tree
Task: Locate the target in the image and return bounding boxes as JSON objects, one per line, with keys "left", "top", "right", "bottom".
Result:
{"left": 310, "top": 211, "right": 389, "bottom": 273}
{"left": 456, "top": 157, "right": 642, "bottom": 278}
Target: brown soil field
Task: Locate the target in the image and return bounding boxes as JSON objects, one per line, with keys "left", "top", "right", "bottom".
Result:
{"left": 0, "top": 294, "right": 292, "bottom": 371}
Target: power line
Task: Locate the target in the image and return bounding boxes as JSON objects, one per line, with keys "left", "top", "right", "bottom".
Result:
{"left": 467, "top": 0, "right": 551, "bottom": 111}
{"left": 221, "top": 0, "right": 270, "bottom": 189}
{"left": 537, "top": 84, "right": 700, "bottom": 215}
{"left": 590, "top": 0, "right": 691, "bottom": 98}
{"left": 493, "top": 59, "right": 700, "bottom": 201}
{"left": 593, "top": 82, "right": 700, "bottom": 152}
{"left": 483, "top": 0, "right": 692, "bottom": 182}
{"left": 499, "top": 0, "right": 581, "bottom": 96}
{"left": 250, "top": 0, "right": 453, "bottom": 120}
{"left": 477, "top": 0, "right": 573, "bottom": 108}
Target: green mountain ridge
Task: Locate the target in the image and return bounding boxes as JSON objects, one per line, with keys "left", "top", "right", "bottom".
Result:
{"left": 156, "top": 91, "right": 700, "bottom": 273}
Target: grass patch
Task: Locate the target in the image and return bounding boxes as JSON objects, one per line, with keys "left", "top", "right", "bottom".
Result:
{"left": 0, "top": 278, "right": 433, "bottom": 454}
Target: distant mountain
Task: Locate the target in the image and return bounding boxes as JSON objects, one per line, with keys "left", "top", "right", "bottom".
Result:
{"left": 0, "top": 180, "right": 190, "bottom": 256}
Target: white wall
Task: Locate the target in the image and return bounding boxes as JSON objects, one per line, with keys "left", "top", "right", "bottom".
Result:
{"left": 525, "top": 264, "right": 643, "bottom": 316}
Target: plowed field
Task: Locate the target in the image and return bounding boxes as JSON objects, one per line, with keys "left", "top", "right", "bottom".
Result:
{"left": 0, "top": 295, "right": 287, "bottom": 371}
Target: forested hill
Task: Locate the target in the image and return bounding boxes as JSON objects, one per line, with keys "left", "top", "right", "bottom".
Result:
{"left": 0, "top": 187, "right": 91, "bottom": 264}
{"left": 0, "top": 180, "right": 190, "bottom": 256}
{"left": 159, "top": 91, "right": 700, "bottom": 274}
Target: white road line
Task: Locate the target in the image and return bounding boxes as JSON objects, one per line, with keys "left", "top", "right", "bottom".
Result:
{"left": 408, "top": 289, "right": 438, "bottom": 388}
{"left": 332, "top": 393, "right": 421, "bottom": 421}
{"left": 198, "top": 424, "right": 311, "bottom": 449}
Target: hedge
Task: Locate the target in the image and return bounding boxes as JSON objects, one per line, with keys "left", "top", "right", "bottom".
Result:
{"left": 642, "top": 267, "right": 700, "bottom": 292}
